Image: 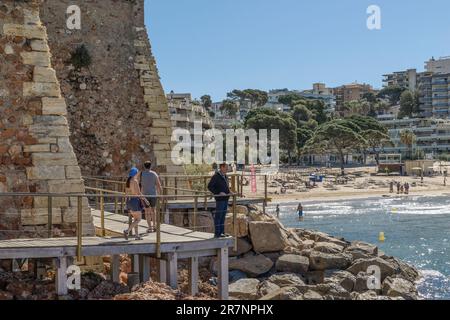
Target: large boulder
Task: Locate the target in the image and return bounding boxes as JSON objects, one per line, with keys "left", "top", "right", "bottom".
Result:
{"left": 303, "top": 271, "right": 325, "bottom": 285}
{"left": 325, "top": 270, "right": 356, "bottom": 292}
{"left": 347, "top": 258, "right": 396, "bottom": 282}
{"left": 267, "top": 273, "right": 306, "bottom": 288}
{"left": 303, "top": 290, "right": 324, "bottom": 300}
{"left": 354, "top": 272, "right": 372, "bottom": 293}
{"left": 249, "top": 221, "right": 287, "bottom": 253}
{"left": 382, "top": 277, "right": 418, "bottom": 300}
{"left": 276, "top": 254, "right": 309, "bottom": 274}
{"left": 309, "top": 252, "right": 352, "bottom": 271}
{"left": 229, "top": 270, "right": 248, "bottom": 283}
{"left": 259, "top": 287, "right": 303, "bottom": 301}
{"left": 229, "top": 253, "right": 274, "bottom": 277}
{"left": 313, "top": 242, "right": 344, "bottom": 254}
{"left": 230, "top": 238, "right": 253, "bottom": 257}
{"left": 225, "top": 213, "right": 249, "bottom": 238}
{"left": 258, "top": 281, "right": 281, "bottom": 297}
{"left": 229, "top": 279, "right": 260, "bottom": 300}
{"left": 314, "top": 283, "right": 351, "bottom": 300}
{"left": 345, "top": 241, "right": 378, "bottom": 260}
{"left": 387, "top": 258, "right": 420, "bottom": 283}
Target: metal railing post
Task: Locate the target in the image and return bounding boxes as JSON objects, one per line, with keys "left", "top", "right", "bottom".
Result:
{"left": 233, "top": 193, "right": 237, "bottom": 252}
{"left": 114, "top": 184, "right": 118, "bottom": 215}
{"left": 156, "top": 199, "right": 161, "bottom": 259}
{"left": 174, "top": 177, "right": 178, "bottom": 200}
{"left": 47, "top": 196, "right": 52, "bottom": 238}
{"left": 95, "top": 181, "right": 99, "bottom": 209}
{"left": 193, "top": 196, "right": 198, "bottom": 231}
{"left": 77, "top": 196, "right": 83, "bottom": 262}
{"left": 100, "top": 191, "right": 105, "bottom": 237}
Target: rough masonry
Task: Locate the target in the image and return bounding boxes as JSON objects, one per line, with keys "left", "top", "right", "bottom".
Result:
{"left": 0, "top": 0, "right": 94, "bottom": 238}
{"left": 39, "top": 0, "right": 184, "bottom": 177}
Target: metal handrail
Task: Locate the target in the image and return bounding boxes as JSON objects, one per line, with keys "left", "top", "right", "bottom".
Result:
{"left": 0, "top": 191, "right": 240, "bottom": 258}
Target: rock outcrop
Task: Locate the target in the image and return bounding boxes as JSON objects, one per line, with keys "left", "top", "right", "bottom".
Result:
{"left": 224, "top": 205, "right": 421, "bottom": 301}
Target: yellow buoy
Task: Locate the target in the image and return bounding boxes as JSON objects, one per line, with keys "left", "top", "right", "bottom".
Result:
{"left": 391, "top": 208, "right": 398, "bottom": 214}
{"left": 379, "top": 232, "right": 386, "bottom": 242}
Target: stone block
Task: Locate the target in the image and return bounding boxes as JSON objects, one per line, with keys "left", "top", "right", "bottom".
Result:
{"left": 33, "top": 67, "right": 57, "bottom": 83}
{"left": 32, "top": 153, "right": 78, "bottom": 166}
{"left": 21, "top": 208, "right": 62, "bottom": 226}
{"left": 26, "top": 166, "right": 66, "bottom": 180}
{"left": 30, "top": 40, "right": 49, "bottom": 52}
{"left": 23, "top": 144, "right": 50, "bottom": 153}
{"left": 42, "top": 97, "right": 67, "bottom": 115}
{"left": 66, "top": 166, "right": 82, "bottom": 179}
{"left": 3, "top": 24, "right": 46, "bottom": 39}
{"left": 48, "top": 180, "right": 85, "bottom": 194}
{"left": 20, "top": 52, "right": 51, "bottom": 67}
{"left": 33, "top": 196, "right": 69, "bottom": 209}
{"left": 23, "top": 82, "right": 60, "bottom": 97}
{"left": 152, "top": 119, "right": 172, "bottom": 128}
{"left": 29, "top": 125, "right": 70, "bottom": 137}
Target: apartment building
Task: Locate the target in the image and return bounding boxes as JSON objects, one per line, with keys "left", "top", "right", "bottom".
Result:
{"left": 300, "top": 83, "right": 336, "bottom": 113}
{"left": 166, "top": 92, "right": 213, "bottom": 133}
{"left": 380, "top": 118, "right": 450, "bottom": 157}
{"left": 333, "top": 83, "right": 374, "bottom": 111}
{"left": 383, "top": 69, "right": 418, "bottom": 91}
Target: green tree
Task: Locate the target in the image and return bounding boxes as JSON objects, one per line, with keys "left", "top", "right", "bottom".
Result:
{"left": 377, "top": 86, "right": 406, "bottom": 105}
{"left": 296, "top": 127, "right": 314, "bottom": 164}
{"left": 245, "top": 108, "right": 297, "bottom": 164}
{"left": 278, "top": 93, "right": 306, "bottom": 108}
{"left": 221, "top": 99, "right": 239, "bottom": 117}
{"left": 400, "top": 129, "right": 417, "bottom": 160}
{"left": 292, "top": 104, "right": 314, "bottom": 125}
{"left": 227, "top": 89, "right": 268, "bottom": 108}
{"left": 303, "top": 120, "right": 367, "bottom": 175}
{"left": 399, "top": 90, "right": 420, "bottom": 118}
{"left": 362, "top": 129, "right": 392, "bottom": 166}
{"left": 200, "top": 95, "right": 212, "bottom": 111}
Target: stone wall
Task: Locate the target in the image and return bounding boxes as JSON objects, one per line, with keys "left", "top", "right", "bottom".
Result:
{"left": 0, "top": 0, "right": 94, "bottom": 238}
{"left": 39, "top": 0, "right": 184, "bottom": 177}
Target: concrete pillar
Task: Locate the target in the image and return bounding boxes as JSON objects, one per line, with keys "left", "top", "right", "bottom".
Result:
{"left": 217, "top": 247, "right": 229, "bottom": 300}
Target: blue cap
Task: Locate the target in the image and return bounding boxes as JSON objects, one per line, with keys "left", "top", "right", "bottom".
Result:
{"left": 129, "top": 167, "right": 139, "bottom": 178}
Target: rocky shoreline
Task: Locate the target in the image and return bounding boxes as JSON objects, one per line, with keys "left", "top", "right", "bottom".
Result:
{"left": 0, "top": 205, "right": 421, "bottom": 300}
{"left": 225, "top": 205, "right": 421, "bottom": 300}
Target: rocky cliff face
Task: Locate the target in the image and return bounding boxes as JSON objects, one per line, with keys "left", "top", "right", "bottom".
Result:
{"left": 0, "top": 0, "right": 93, "bottom": 238}
{"left": 39, "top": 0, "right": 183, "bottom": 176}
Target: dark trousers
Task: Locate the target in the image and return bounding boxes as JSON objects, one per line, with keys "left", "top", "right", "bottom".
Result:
{"left": 213, "top": 200, "right": 228, "bottom": 237}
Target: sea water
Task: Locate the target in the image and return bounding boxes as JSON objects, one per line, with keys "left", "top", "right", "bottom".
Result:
{"left": 272, "top": 195, "right": 450, "bottom": 300}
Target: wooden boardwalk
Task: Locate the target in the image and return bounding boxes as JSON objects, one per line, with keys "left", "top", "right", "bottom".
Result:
{"left": 0, "top": 209, "right": 233, "bottom": 299}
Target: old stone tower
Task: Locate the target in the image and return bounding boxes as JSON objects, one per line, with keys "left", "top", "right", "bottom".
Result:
{"left": 39, "top": 0, "right": 184, "bottom": 177}
{"left": 0, "top": 0, "right": 94, "bottom": 238}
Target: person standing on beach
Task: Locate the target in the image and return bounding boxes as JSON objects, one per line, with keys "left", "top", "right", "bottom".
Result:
{"left": 208, "top": 163, "right": 231, "bottom": 238}
{"left": 390, "top": 181, "right": 394, "bottom": 193}
{"left": 397, "top": 182, "right": 401, "bottom": 194}
{"left": 404, "top": 182, "right": 410, "bottom": 195}
{"left": 297, "top": 203, "right": 304, "bottom": 220}
{"left": 139, "top": 161, "right": 162, "bottom": 233}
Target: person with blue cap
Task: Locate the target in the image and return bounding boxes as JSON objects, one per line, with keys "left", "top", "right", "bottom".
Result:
{"left": 123, "top": 167, "right": 148, "bottom": 240}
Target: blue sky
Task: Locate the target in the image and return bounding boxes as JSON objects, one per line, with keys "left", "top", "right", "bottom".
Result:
{"left": 145, "top": 0, "right": 450, "bottom": 101}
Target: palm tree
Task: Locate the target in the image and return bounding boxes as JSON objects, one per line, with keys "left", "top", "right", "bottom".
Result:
{"left": 400, "top": 129, "right": 417, "bottom": 160}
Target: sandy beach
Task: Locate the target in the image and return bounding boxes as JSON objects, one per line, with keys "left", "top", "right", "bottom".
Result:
{"left": 239, "top": 167, "right": 450, "bottom": 204}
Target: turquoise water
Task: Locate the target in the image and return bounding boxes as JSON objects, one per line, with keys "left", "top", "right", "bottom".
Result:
{"left": 271, "top": 195, "right": 450, "bottom": 300}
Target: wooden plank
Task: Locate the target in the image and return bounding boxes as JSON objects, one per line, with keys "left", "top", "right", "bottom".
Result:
{"left": 217, "top": 247, "right": 229, "bottom": 300}
{"left": 158, "top": 259, "right": 167, "bottom": 284}
{"left": 139, "top": 255, "right": 151, "bottom": 283}
{"left": 55, "top": 257, "right": 68, "bottom": 296}
{"left": 188, "top": 256, "right": 199, "bottom": 296}
{"left": 110, "top": 255, "right": 120, "bottom": 283}
{"left": 166, "top": 252, "right": 178, "bottom": 289}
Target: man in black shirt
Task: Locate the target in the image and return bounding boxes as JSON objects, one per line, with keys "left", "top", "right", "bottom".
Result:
{"left": 207, "top": 163, "right": 231, "bottom": 238}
